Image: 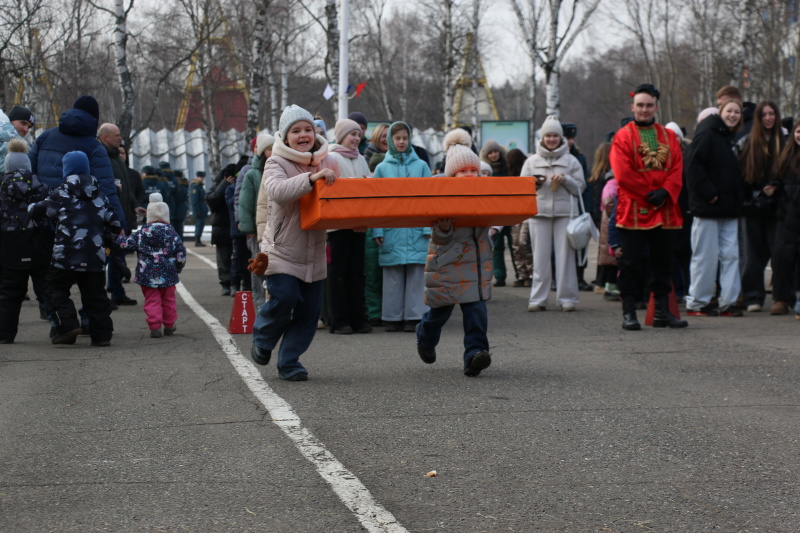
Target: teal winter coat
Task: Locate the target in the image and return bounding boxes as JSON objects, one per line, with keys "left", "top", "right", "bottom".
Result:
{"left": 372, "top": 121, "right": 432, "bottom": 266}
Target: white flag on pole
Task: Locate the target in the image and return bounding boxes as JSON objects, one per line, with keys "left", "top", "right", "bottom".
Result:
{"left": 323, "top": 84, "right": 335, "bottom": 100}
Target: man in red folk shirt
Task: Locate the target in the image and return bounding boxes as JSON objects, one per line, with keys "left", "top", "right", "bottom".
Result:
{"left": 609, "top": 83, "right": 688, "bottom": 331}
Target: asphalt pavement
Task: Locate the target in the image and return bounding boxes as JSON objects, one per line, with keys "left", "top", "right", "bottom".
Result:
{"left": 2, "top": 242, "right": 799, "bottom": 533}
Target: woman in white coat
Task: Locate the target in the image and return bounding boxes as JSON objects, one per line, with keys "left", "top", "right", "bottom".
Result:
{"left": 520, "top": 116, "right": 586, "bottom": 311}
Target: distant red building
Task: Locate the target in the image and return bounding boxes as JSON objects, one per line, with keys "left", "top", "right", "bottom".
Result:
{"left": 176, "top": 65, "right": 247, "bottom": 132}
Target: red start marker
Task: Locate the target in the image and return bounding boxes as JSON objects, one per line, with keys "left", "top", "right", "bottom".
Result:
{"left": 644, "top": 286, "right": 682, "bottom": 326}
{"left": 229, "top": 291, "right": 255, "bottom": 334}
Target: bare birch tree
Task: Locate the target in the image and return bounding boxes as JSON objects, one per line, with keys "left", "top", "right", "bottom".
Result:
{"left": 246, "top": 0, "right": 272, "bottom": 140}
{"left": 512, "top": 0, "right": 601, "bottom": 122}
{"left": 88, "top": 0, "right": 137, "bottom": 143}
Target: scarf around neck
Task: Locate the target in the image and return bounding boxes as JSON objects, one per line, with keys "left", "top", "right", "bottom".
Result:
{"left": 331, "top": 145, "right": 360, "bottom": 159}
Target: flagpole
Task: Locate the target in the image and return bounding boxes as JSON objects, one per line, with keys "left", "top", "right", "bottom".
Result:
{"left": 338, "top": 0, "right": 349, "bottom": 121}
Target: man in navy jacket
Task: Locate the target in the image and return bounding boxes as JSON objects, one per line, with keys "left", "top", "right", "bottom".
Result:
{"left": 28, "top": 95, "right": 126, "bottom": 230}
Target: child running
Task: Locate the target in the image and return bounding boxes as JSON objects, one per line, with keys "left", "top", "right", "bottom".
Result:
{"left": 118, "top": 193, "right": 186, "bottom": 338}
{"left": 415, "top": 129, "right": 496, "bottom": 377}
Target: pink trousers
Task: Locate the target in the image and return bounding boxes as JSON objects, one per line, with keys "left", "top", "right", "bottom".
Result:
{"left": 141, "top": 285, "right": 177, "bottom": 330}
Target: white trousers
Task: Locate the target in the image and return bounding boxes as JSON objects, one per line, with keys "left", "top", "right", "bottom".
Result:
{"left": 528, "top": 217, "right": 579, "bottom": 307}
{"left": 381, "top": 264, "right": 428, "bottom": 321}
{"left": 686, "top": 217, "right": 741, "bottom": 309}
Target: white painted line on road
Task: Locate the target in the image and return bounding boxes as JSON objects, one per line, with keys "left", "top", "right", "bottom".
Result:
{"left": 175, "top": 282, "right": 408, "bottom": 533}
{"left": 186, "top": 248, "right": 218, "bottom": 269}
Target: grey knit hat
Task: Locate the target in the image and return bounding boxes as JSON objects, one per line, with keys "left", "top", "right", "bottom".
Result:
{"left": 279, "top": 105, "right": 315, "bottom": 140}
{"left": 4, "top": 138, "right": 31, "bottom": 173}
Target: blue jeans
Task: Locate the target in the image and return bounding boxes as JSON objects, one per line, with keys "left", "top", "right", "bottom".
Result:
{"left": 417, "top": 300, "right": 489, "bottom": 368}
{"left": 253, "top": 274, "right": 322, "bottom": 379}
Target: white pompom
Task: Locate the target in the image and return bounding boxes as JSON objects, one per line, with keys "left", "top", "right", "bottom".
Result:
{"left": 442, "top": 128, "right": 472, "bottom": 152}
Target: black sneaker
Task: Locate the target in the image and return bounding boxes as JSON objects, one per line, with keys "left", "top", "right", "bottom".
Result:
{"left": 112, "top": 295, "right": 137, "bottom": 306}
{"left": 150, "top": 329, "right": 162, "bottom": 338}
{"left": 285, "top": 372, "right": 308, "bottom": 381}
{"left": 464, "top": 351, "right": 491, "bottom": 377}
{"left": 384, "top": 321, "right": 403, "bottom": 332}
{"left": 251, "top": 343, "right": 272, "bottom": 365}
{"left": 91, "top": 340, "right": 111, "bottom": 347}
{"left": 417, "top": 344, "right": 436, "bottom": 364}
{"left": 164, "top": 327, "right": 176, "bottom": 336}
{"left": 687, "top": 304, "right": 719, "bottom": 317}
{"left": 718, "top": 305, "right": 743, "bottom": 317}
{"left": 52, "top": 328, "right": 82, "bottom": 345}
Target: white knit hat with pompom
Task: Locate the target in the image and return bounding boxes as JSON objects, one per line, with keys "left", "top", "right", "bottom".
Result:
{"left": 146, "top": 192, "right": 170, "bottom": 224}
{"left": 443, "top": 128, "right": 481, "bottom": 177}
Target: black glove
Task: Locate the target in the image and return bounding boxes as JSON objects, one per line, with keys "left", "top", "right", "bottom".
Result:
{"left": 645, "top": 188, "right": 669, "bottom": 207}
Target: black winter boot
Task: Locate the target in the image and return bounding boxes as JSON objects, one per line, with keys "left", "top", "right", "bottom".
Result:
{"left": 653, "top": 296, "right": 688, "bottom": 328}
{"left": 622, "top": 297, "right": 641, "bottom": 331}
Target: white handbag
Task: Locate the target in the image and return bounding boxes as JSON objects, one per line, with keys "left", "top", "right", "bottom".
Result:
{"left": 566, "top": 193, "right": 598, "bottom": 264}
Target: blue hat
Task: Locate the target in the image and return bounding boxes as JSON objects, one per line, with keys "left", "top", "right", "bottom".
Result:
{"left": 63, "top": 151, "right": 90, "bottom": 177}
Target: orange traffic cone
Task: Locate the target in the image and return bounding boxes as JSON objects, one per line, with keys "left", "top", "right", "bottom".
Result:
{"left": 228, "top": 291, "right": 255, "bottom": 334}
{"left": 644, "top": 285, "right": 682, "bottom": 326}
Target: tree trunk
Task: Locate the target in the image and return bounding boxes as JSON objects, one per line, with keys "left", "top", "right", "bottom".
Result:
{"left": 266, "top": 58, "right": 279, "bottom": 132}
{"left": 442, "top": 0, "right": 454, "bottom": 131}
{"left": 529, "top": 62, "right": 537, "bottom": 151}
{"left": 326, "top": 0, "right": 339, "bottom": 118}
{"left": 113, "top": 0, "right": 135, "bottom": 144}
{"left": 544, "top": 0, "right": 561, "bottom": 118}
{"left": 246, "top": 0, "right": 271, "bottom": 141}
{"left": 280, "top": 41, "right": 289, "bottom": 111}
{"left": 732, "top": 0, "right": 753, "bottom": 89}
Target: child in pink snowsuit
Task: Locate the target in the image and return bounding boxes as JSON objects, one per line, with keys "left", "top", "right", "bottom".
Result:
{"left": 118, "top": 193, "right": 186, "bottom": 337}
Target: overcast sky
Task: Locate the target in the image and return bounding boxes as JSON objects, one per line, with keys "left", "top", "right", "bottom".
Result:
{"left": 380, "top": 0, "right": 614, "bottom": 88}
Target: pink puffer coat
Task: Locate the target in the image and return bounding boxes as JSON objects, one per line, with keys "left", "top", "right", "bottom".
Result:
{"left": 260, "top": 134, "right": 339, "bottom": 282}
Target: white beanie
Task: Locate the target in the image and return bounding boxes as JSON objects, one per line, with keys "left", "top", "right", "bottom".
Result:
{"left": 279, "top": 105, "right": 315, "bottom": 140}
{"left": 147, "top": 192, "right": 170, "bottom": 224}
{"left": 540, "top": 115, "right": 563, "bottom": 137}
{"left": 665, "top": 122, "right": 684, "bottom": 141}
{"left": 443, "top": 129, "right": 481, "bottom": 177}
{"left": 697, "top": 107, "right": 718, "bottom": 124}
{"left": 255, "top": 132, "right": 275, "bottom": 157}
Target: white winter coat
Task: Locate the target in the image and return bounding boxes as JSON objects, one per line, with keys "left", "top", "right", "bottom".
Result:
{"left": 520, "top": 141, "right": 585, "bottom": 218}
{"left": 260, "top": 133, "right": 339, "bottom": 282}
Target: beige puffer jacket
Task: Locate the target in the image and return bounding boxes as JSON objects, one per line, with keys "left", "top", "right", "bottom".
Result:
{"left": 260, "top": 133, "right": 339, "bottom": 282}
{"left": 520, "top": 141, "right": 585, "bottom": 218}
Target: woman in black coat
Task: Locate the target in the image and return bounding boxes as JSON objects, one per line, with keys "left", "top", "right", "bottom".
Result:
{"left": 206, "top": 164, "right": 237, "bottom": 295}
{"left": 771, "top": 120, "right": 800, "bottom": 316}
{"left": 684, "top": 100, "right": 746, "bottom": 316}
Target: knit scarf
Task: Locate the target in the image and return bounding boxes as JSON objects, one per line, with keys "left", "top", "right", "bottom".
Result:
{"left": 331, "top": 145, "right": 360, "bottom": 159}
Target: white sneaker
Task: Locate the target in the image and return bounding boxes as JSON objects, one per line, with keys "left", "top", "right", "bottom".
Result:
{"left": 527, "top": 304, "right": 546, "bottom": 312}
{"left": 561, "top": 303, "right": 576, "bottom": 312}
{"left": 747, "top": 304, "right": 762, "bottom": 312}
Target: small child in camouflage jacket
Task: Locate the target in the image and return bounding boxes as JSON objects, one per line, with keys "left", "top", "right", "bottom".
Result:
{"left": 28, "top": 150, "right": 121, "bottom": 346}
